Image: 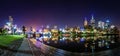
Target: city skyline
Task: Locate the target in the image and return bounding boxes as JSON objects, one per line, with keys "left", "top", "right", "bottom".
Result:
{"left": 0, "top": 15, "right": 118, "bottom": 30}
{"left": 0, "top": 0, "right": 120, "bottom": 56}
{"left": 3, "top": 15, "right": 114, "bottom": 31}
{"left": 0, "top": 0, "right": 120, "bottom": 29}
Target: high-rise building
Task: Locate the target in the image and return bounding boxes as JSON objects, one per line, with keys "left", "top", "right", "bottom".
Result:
{"left": 98, "top": 21, "right": 105, "bottom": 29}
{"left": 4, "top": 16, "right": 14, "bottom": 34}
{"left": 84, "top": 17, "right": 88, "bottom": 27}
{"left": 101, "top": 21, "right": 105, "bottom": 29}
{"left": 9, "top": 16, "right": 13, "bottom": 27}
{"left": 90, "top": 15, "right": 95, "bottom": 28}
{"left": 98, "top": 21, "right": 102, "bottom": 28}
{"left": 105, "top": 19, "right": 110, "bottom": 29}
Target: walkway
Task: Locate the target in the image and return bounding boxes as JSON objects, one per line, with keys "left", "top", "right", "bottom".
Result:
{"left": 15, "top": 38, "right": 33, "bottom": 56}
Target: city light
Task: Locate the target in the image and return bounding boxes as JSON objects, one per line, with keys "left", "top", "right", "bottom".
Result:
{"left": 106, "top": 19, "right": 110, "bottom": 23}
{"left": 0, "top": 0, "right": 120, "bottom": 55}
{"left": 1, "top": 15, "right": 119, "bottom": 54}
{"left": 6, "top": 22, "right": 11, "bottom": 26}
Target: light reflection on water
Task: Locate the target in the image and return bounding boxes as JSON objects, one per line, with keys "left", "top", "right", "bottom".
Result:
{"left": 32, "top": 33, "right": 120, "bottom": 56}
{"left": 34, "top": 39, "right": 120, "bottom": 56}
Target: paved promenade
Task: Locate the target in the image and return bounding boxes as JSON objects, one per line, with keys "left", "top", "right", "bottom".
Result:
{"left": 15, "top": 38, "right": 33, "bottom": 56}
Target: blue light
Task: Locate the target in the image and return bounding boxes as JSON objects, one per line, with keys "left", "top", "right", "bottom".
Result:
{"left": 6, "top": 22, "right": 11, "bottom": 26}
{"left": 107, "top": 45, "right": 109, "bottom": 48}
{"left": 106, "top": 20, "right": 110, "bottom": 23}
{"left": 80, "top": 38, "right": 85, "bottom": 42}
{"left": 80, "top": 27, "right": 84, "bottom": 31}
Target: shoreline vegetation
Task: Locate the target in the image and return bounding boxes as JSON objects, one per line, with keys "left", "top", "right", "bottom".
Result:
{"left": 0, "top": 35, "right": 24, "bottom": 55}
{"left": 0, "top": 35, "right": 24, "bottom": 47}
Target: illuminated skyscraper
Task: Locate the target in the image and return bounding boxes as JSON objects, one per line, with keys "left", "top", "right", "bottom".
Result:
{"left": 101, "top": 22, "right": 105, "bottom": 29}
{"left": 98, "top": 21, "right": 105, "bottom": 29}
{"left": 9, "top": 16, "right": 13, "bottom": 27}
{"left": 46, "top": 25, "right": 50, "bottom": 29}
{"left": 90, "top": 15, "right": 95, "bottom": 28}
{"left": 84, "top": 17, "right": 88, "bottom": 27}
{"left": 98, "top": 21, "right": 102, "bottom": 28}
{"left": 4, "top": 16, "right": 14, "bottom": 34}
{"left": 9, "top": 16, "right": 15, "bottom": 34}
{"left": 105, "top": 19, "right": 110, "bottom": 29}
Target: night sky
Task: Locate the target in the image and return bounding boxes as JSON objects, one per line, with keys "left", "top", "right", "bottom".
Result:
{"left": 0, "top": 0, "right": 120, "bottom": 29}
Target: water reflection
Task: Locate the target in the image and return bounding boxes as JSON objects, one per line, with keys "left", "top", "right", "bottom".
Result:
{"left": 31, "top": 38, "right": 120, "bottom": 56}
{"left": 29, "top": 32, "right": 120, "bottom": 53}
{"left": 51, "top": 37, "right": 117, "bottom": 52}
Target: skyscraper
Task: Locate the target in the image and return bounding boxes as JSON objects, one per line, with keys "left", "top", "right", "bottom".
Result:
{"left": 98, "top": 21, "right": 105, "bottom": 29}
{"left": 98, "top": 21, "right": 102, "bottom": 28}
{"left": 9, "top": 16, "right": 15, "bottom": 34}
{"left": 101, "top": 21, "right": 105, "bottom": 29}
{"left": 84, "top": 17, "right": 88, "bottom": 27}
{"left": 105, "top": 19, "right": 110, "bottom": 29}
{"left": 90, "top": 15, "right": 95, "bottom": 28}
{"left": 4, "top": 16, "right": 14, "bottom": 34}
{"left": 9, "top": 16, "right": 13, "bottom": 27}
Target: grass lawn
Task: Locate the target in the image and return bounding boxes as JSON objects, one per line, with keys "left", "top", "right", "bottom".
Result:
{"left": 0, "top": 35, "right": 24, "bottom": 47}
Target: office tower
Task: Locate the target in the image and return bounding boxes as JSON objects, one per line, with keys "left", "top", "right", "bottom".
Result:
{"left": 9, "top": 16, "right": 13, "bottom": 27}
{"left": 105, "top": 19, "right": 110, "bottom": 29}
{"left": 101, "top": 21, "right": 105, "bottom": 29}
{"left": 84, "top": 17, "right": 88, "bottom": 27}
{"left": 90, "top": 15, "right": 95, "bottom": 28}
{"left": 98, "top": 21, "right": 102, "bottom": 28}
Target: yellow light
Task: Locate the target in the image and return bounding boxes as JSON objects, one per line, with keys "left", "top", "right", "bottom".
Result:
{"left": 51, "top": 29, "right": 58, "bottom": 32}
{"left": 44, "top": 29, "right": 49, "bottom": 32}
{"left": 33, "top": 28, "right": 36, "bottom": 32}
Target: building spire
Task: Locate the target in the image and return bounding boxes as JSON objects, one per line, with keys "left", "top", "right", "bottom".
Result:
{"left": 9, "top": 16, "right": 13, "bottom": 23}
{"left": 92, "top": 14, "right": 94, "bottom": 20}
{"left": 91, "top": 14, "right": 95, "bottom": 23}
{"left": 8, "top": 16, "right": 13, "bottom": 27}
{"left": 84, "top": 17, "right": 88, "bottom": 27}
{"left": 90, "top": 14, "right": 95, "bottom": 28}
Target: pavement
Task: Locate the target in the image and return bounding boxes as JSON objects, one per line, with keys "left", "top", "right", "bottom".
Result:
{"left": 15, "top": 38, "right": 33, "bottom": 56}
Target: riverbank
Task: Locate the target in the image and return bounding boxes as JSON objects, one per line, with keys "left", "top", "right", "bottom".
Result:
{"left": 0, "top": 35, "right": 24, "bottom": 56}
{"left": 41, "top": 38, "right": 120, "bottom": 53}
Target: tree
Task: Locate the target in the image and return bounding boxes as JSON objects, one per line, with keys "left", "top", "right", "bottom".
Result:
{"left": 22, "top": 26, "right": 26, "bottom": 35}
{"left": 110, "top": 27, "right": 119, "bottom": 34}
{"left": 85, "top": 25, "right": 93, "bottom": 31}
{"left": 0, "top": 28, "right": 2, "bottom": 34}
{"left": 0, "top": 28, "right": 8, "bottom": 35}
